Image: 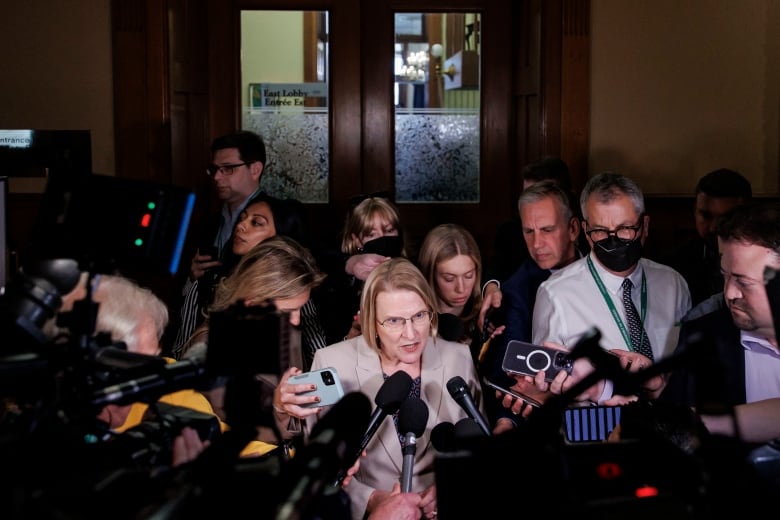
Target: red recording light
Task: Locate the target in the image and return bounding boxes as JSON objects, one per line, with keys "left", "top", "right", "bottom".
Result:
{"left": 635, "top": 485, "right": 659, "bottom": 498}
{"left": 596, "top": 462, "right": 622, "bottom": 479}
{"left": 141, "top": 213, "right": 151, "bottom": 227}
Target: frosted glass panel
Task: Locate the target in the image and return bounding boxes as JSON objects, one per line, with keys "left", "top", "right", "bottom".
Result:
{"left": 394, "top": 12, "right": 481, "bottom": 203}
{"left": 243, "top": 108, "right": 328, "bottom": 202}
{"left": 395, "top": 109, "right": 479, "bottom": 202}
{"left": 241, "top": 11, "right": 329, "bottom": 203}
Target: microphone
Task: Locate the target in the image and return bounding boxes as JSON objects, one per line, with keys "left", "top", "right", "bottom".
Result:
{"left": 332, "top": 370, "right": 414, "bottom": 486}
{"left": 431, "top": 421, "right": 456, "bottom": 453}
{"left": 446, "top": 375, "right": 491, "bottom": 437}
{"left": 398, "top": 397, "right": 429, "bottom": 492}
{"left": 277, "top": 392, "right": 372, "bottom": 520}
{"left": 437, "top": 313, "right": 465, "bottom": 342}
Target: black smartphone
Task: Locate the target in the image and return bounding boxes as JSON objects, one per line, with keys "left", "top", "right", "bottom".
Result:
{"left": 483, "top": 378, "right": 541, "bottom": 408}
{"left": 502, "top": 340, "right": 573, "bottom": 382}
{"left": 200, "top": 245, "right": 218, "bottom": 259}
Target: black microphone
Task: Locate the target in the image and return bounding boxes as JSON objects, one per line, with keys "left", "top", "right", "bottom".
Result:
{"left": 437, "top": 312, "right": 465, "bottom": 342}
{"left": 332, "top": 370, "right": 414, "bottom": 486}
{"left": 431, "top": 421, "right": 456, "bottom": 453}
{"left": 398, "top": 397, "right": 429, "bottom": 492}
{"left": 446, "top": 375, "right": 491, "bottom": 437}
{"left": 277, "top": 392, "right": 372, "bottom": 520}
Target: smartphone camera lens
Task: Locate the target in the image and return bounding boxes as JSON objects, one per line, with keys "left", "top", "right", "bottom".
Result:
{"left": 321, "top": 370, "right": 334, "bottom": 386}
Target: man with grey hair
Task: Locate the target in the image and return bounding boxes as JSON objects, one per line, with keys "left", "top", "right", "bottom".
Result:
{"left": 531, "top": 172, "right": 691, "bottom": 401}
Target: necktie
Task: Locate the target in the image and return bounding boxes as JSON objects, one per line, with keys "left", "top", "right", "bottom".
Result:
{"left": 621, "top": 278, "right": 654, "bottom": 361}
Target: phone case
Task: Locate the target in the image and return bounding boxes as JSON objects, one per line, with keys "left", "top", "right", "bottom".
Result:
{"left": 288, "top": 367, "right": 345, "bottom": 408}
{"left": 501, "top": 340, "right": 573, "bottom": 382}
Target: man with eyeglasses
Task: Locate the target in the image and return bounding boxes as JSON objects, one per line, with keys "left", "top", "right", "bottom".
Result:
{"left": 192, "top": 131, "right": 267, "bottom": 275}
{"left": 529, "top": 172, "right": 690, "bottom": 402}
{"left": 175, "top": 131, "right": 266, "bottom": 353}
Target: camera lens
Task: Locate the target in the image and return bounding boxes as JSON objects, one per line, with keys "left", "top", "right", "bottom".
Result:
{"left": 321, "top": 370, "right": 334, "bottom": 385}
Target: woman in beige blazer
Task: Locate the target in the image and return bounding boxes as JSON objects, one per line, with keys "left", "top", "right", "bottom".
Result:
{"left": 274, "top": 257, "right": 485, "bottom": 520}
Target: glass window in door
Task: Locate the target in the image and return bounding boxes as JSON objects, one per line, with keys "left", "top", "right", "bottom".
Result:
{"left": 241, "top": 11, "right": 329, "bottom": 202}
{"left": 395, "top": 13, "right": 481, "bottom": 202}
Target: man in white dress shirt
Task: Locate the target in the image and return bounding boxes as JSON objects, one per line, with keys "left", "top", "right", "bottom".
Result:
{"left": 532, "top": 172, "right": 691, "bottom": 365}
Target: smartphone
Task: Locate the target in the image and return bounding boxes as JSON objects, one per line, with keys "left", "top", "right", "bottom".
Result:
{"left": 502, "top": 340, "right": 573, "bottom": 382}
{"left": 200, "top": 245, "right": 218, "bottom": 259}
{"left": 562, "top": 404, "right": 622, "bottom": 443}
{"left": 288, "top": 367, "right": 345, "bottom": 408}
{"left": 483, "top": 379, "right": 541, "bottom": 408}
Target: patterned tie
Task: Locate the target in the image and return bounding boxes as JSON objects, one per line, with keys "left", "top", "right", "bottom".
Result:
{"left": 621, "top": 278, "right": 654, "bottom": 361}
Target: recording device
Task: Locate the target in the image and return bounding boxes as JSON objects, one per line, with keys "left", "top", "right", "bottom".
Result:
{"left": 36, "top": 173, "right": 195, "bottom": 277}
{"left": 431, "top": 421, "right": 457, "bottom": 453}
{"left": 502, "top": 340, "right": 574, "bottom": 382}
{"left": 288, "top": 367, "right": 345, "bottom": 408}
{"left": 446, "top": 375, "right": 491, "bottom": 437}
{"left": 398, "top": 397, "right": 429, "bottom": 492}
{"left": 206, "top": 301, "right": 301, "bottom": 381}
{"left": 562, "top": 405, "right": 622, "bottom": 443}
{"left": 483, "top": 378, "right": 541, "bottom": 408}
{"left": 332, "top": 370, "right": 414, "bottom": 487}
{"left": 277, "top": 392, "right": 371, "bottom": 520}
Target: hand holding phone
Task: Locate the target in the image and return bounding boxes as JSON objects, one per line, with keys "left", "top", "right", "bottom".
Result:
{"left": 502, "top": 340, "right": 573, "bottom": 382}
{"left": 288, "top": 367, "right": 345, "bottom": 408}
{"left": 483, "top": 379, "right": 541, "bottom": 408}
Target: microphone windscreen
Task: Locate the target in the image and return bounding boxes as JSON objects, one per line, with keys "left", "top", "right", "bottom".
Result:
{"left": 437, "top": 313, "right": 464, "bottom": 341}
{"left": 375, "top": 370, "right": 414, "bottom": 413}
{"left": 310, "top": 391, "right": 372, "bottom": 457}
{"left": 446, "top": 375, "right": 468, "bottom": 399}
{"left": 398, "top": 397, "right": 429, "bottom": 436}
{"left": 431, "top": 422, "right": 456, "bottom": 452}
{"left": 454, "top": 417, "right": 484, "bottom": 441}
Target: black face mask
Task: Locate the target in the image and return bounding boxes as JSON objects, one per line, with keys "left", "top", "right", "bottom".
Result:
{"left": 593, "top": 235, "right": 643, "bottom": 272}
{"left": 359, "top": 235, "right": 404, "bottom": 258}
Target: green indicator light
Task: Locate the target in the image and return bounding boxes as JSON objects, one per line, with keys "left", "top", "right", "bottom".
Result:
{"left": 135, "top": 238, "right": 143, "bottom": 247}
{"left": 147, "top": 202, "right": 156, "bottom": 210}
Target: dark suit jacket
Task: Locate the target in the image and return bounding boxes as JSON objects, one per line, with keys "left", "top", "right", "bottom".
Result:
{"left": 483, "top": 258, "right": 551, "bottom": 426}
{"left": 660, "top": 305, "right": 746, "bottom": 408}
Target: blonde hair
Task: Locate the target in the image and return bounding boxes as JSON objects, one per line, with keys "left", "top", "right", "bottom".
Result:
{"left": 359, "top": 257, "right": 438, "bottom": 352}
{"left": 184, "top": 236, "right": 325, "bottom": 350}
{"left": 340, "top": 197, "right": 406, "bottom": 256}
{"left": 417, "top": 223, "right": 483, "bottom": 326}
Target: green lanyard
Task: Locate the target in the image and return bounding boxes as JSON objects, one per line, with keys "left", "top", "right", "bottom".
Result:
{"left": 586, "top": 256, "right": 647, "bottom": 352}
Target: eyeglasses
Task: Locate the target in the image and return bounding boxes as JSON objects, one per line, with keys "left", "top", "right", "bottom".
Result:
{"left": 377, "top": 310, "right": 432, "bottom": 331}
{"left": 584, "top": 218, "right": 643, "bottom": 242}
{"left": 206, "top": 162, "right": 252, "bottom": 177}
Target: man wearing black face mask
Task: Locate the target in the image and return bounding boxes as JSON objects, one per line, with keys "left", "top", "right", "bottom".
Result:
{"left": 531, "top": 172, "right": 691, "bottom": 397}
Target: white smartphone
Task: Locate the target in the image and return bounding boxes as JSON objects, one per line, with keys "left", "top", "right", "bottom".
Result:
{"left": 483, "top": 378, "right": 541, "bottom": 408}
{"left": 288, "top": 367, "right": 345, "bottom": 408}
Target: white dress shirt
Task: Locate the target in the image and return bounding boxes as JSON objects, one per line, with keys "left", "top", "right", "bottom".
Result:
{"left": 532, "top": 252, "right": 691, "bottom": 360}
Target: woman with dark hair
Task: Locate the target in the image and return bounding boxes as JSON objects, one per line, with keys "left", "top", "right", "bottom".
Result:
{"left": 172, "top": 193, "right": 326, "bottom": 360}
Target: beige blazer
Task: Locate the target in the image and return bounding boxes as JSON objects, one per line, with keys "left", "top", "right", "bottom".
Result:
{"left": 308, "top": 334, "right": 484, "bottom": 519}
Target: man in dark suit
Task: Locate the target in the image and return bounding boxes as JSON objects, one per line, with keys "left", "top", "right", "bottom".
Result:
{"left": 661, "top": 168, "right": 752, "bottom": 306}
{"left": 484, "top": 181, "right": 582, "bottom": 432}
{"left": 660, "top": 202, "right": 780, "bottom": 411}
